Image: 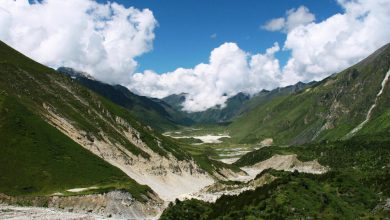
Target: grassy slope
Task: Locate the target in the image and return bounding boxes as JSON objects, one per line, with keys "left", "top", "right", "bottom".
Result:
{"left": 0, "top": 40, "right": 192, "bottom": 198}
{"left": 77, "top": 78, "right": 180, "bottom": 132}
{"left": 161, "top": 135, "right": 390, "bottom": 219}
{"left": 0, "top": 41, "right": 190, "bottom": 161}
{"left": 228, "top": 43, "right": 390, "bottom": 145}
{"left": 160, "top": 45, "right": 390, "bottom": 219}
{"left": 0, "top": 39, "right": 242, "bottom": 197}
{"left": 359, "top": 66, "right": 390, "bottom": 135}
{"left": 0, "top": 93, "right": 150, "bottom": 199}
{"left": 58, "top": 70, "right": 193, "bottom": 132}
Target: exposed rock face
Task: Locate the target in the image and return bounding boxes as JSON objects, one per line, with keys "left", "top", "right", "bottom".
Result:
{"left": 0, "top": 204, "right": 95, "bottom": 220}
{"left": 178, "top": 153, "right": 329, "bottom": 203}
{"left": 212, "top": 168, "right": 247, "bottom": 181}
{"left": 259, "top": 138, "right": 273, "bottom": 147}
{"left": 241, "top": 154, "right": 328, "bottom": 181}
{"left": 181, "top": 173, "right": 276, "bottom": 202}
{"left": 42, "top": 102, "right": 214, "bottom": 202}
{"left": 0, "top": 191, "right": 164, "bottom": 219}
{"left": 49, "top": 191, "right": 163, "bottom": 219}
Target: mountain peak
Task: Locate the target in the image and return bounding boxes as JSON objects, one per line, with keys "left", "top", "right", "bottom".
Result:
{"left": 354, "top": 42, "right": 390, "bottom": 68}
{"left": 57, "top": 67, "right": 95, "bottom": 80}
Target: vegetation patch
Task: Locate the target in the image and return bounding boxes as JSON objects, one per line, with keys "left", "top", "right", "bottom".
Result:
{"left": 0, "top": 95, "right": 151, "bottom": 200}
{"left": 161, "top": 137, "right": 390, "bottom": 219}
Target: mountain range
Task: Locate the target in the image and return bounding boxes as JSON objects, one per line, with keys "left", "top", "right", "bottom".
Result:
{"left": 0, "top": 41, "right": 215, "bottom": 218}
{"left": 228, "top": 43, "right": 390, "bottom": 145}
{"left": 0, "top": 40, "right": 389, "bottom": 219}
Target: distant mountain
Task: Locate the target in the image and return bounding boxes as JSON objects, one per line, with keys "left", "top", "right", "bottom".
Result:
{"left": 185, "top": 92, "right": 251, "bottom": 124}
{"left": 162, "top": 82, "right": 314, "bottom": 124}
{"left": 162, "top": 93, "right": 188, "bottom": 111}
{"left": 58, "top": 67, "right": 194, "bottom": 131}
{"left": 229, "top": 43, "right": 390, "bottom": 145}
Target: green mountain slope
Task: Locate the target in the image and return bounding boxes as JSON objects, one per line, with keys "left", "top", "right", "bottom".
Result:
{"left": 0, "top": 93, "right": 149, "bottom": 198}
{"left": 229, "top": 43, "right": 390, "bottom": 145}
{"left": 57, "top": 67, "right": 193, "bottom": 131}
{"left": 161, "top": 135, "right": 390, "bottom": 219}
{"left": 0, "top": 41, "right": 213, "bottom": 201}
{"left": 159, "top": 44, "right": 390, "bottom": 219}
{"left": 0, "top": 41, "right": 188, "bottom": 160}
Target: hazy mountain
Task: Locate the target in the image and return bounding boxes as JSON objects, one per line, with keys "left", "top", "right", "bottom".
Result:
{"left": 162, "top": 82, "right": 315, "bottom": 124}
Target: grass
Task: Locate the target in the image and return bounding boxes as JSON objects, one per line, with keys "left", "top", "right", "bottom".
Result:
{"left": 0, "top": 95, "right": 151, "bottom": 200}
{"left": 227, "top": 45, "right": 390, "bottom": 145}
{"left": 162, "top": 171, "right": 387, "bottom": 219}
{"left": 162, "top": 126, "right": 248, "bottom": 175}
{"left": 0, "top": 40, "right": 192, "bottom": 161}
{"left": 0, "top": 40, "right": 199, "bottom": 202}
{"left": 63, "top": 73, "right": 193, "bottom": 132}
{"left": 161, "top": 135, "right": 390, "bottom": 219}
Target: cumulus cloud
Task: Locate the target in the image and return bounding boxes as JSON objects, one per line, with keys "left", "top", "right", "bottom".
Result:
{"left": 1, "top": 0, "right": 389, "bottom": 112}
{"left": 281, "top": 0, "right": 390, "bottom": 84}
{"left": 262, "top": 6, "right": 315, "bottom": 32}
{"left": 130, "top": 42, "right": 281, "bottom": 112}
{"left": 262, "top": 18, "right": 285, "bottom": 32}
{"left": 0, "top": 0, "right": 157, "bottom": 84}
{"left": 132, "top": 0, "right": 390, "bottom": 112}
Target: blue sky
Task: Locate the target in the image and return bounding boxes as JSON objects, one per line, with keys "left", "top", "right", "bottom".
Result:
{"left": 97, "top": 0, "right": 342, "bottom": 73}
{"left": 6, "top": 0, "right": 388, "bottom": 111}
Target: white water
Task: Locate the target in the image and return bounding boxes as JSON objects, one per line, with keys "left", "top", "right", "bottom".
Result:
{"left": 345, "top": 68, "right": 390, "bottom": 138}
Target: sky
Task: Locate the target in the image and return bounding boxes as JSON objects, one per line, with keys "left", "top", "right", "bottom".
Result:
{"left": 1, "top": 0, "right": 390, "bottom": 112}
{"left": 102, "top": 0, "right": 342, "bottom": 73}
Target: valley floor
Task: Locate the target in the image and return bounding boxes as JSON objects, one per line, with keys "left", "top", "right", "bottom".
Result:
{"left": 0, "top": 204, "right": 98, "bottom": 220}
{"left": 2, "top": 126, "right": 389, "bottom": 220}
{"left": 163, "top": 127, "right": 329, "bottom": 202}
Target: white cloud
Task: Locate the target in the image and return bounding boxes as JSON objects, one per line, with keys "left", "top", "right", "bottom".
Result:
{"left": 1, "top": 0, "right": 389, "bottom": 112}
{"left": 0, "top": 0, "right": 157, "bottom": 84}
{"left": 130, "top": 42, "right": 281, "bottom": 112}
{"left": 132, "top": 0, "right": 390, "bottom": 112}
{"left": 281, "top": 0, "right": 390, "bottom": 84}
{"left": 262, "top": 18, "right": 285, "bottom": 32}
{"left": 210, "top": 33, "right": 217, "bottom": 39}
{"left": 263, "top": 6, "right": 315, "bottom": 32}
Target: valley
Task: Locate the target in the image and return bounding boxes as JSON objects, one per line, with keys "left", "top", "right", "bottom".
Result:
{"left": 0, "top": 39, "right": 389, "bottom": 219}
